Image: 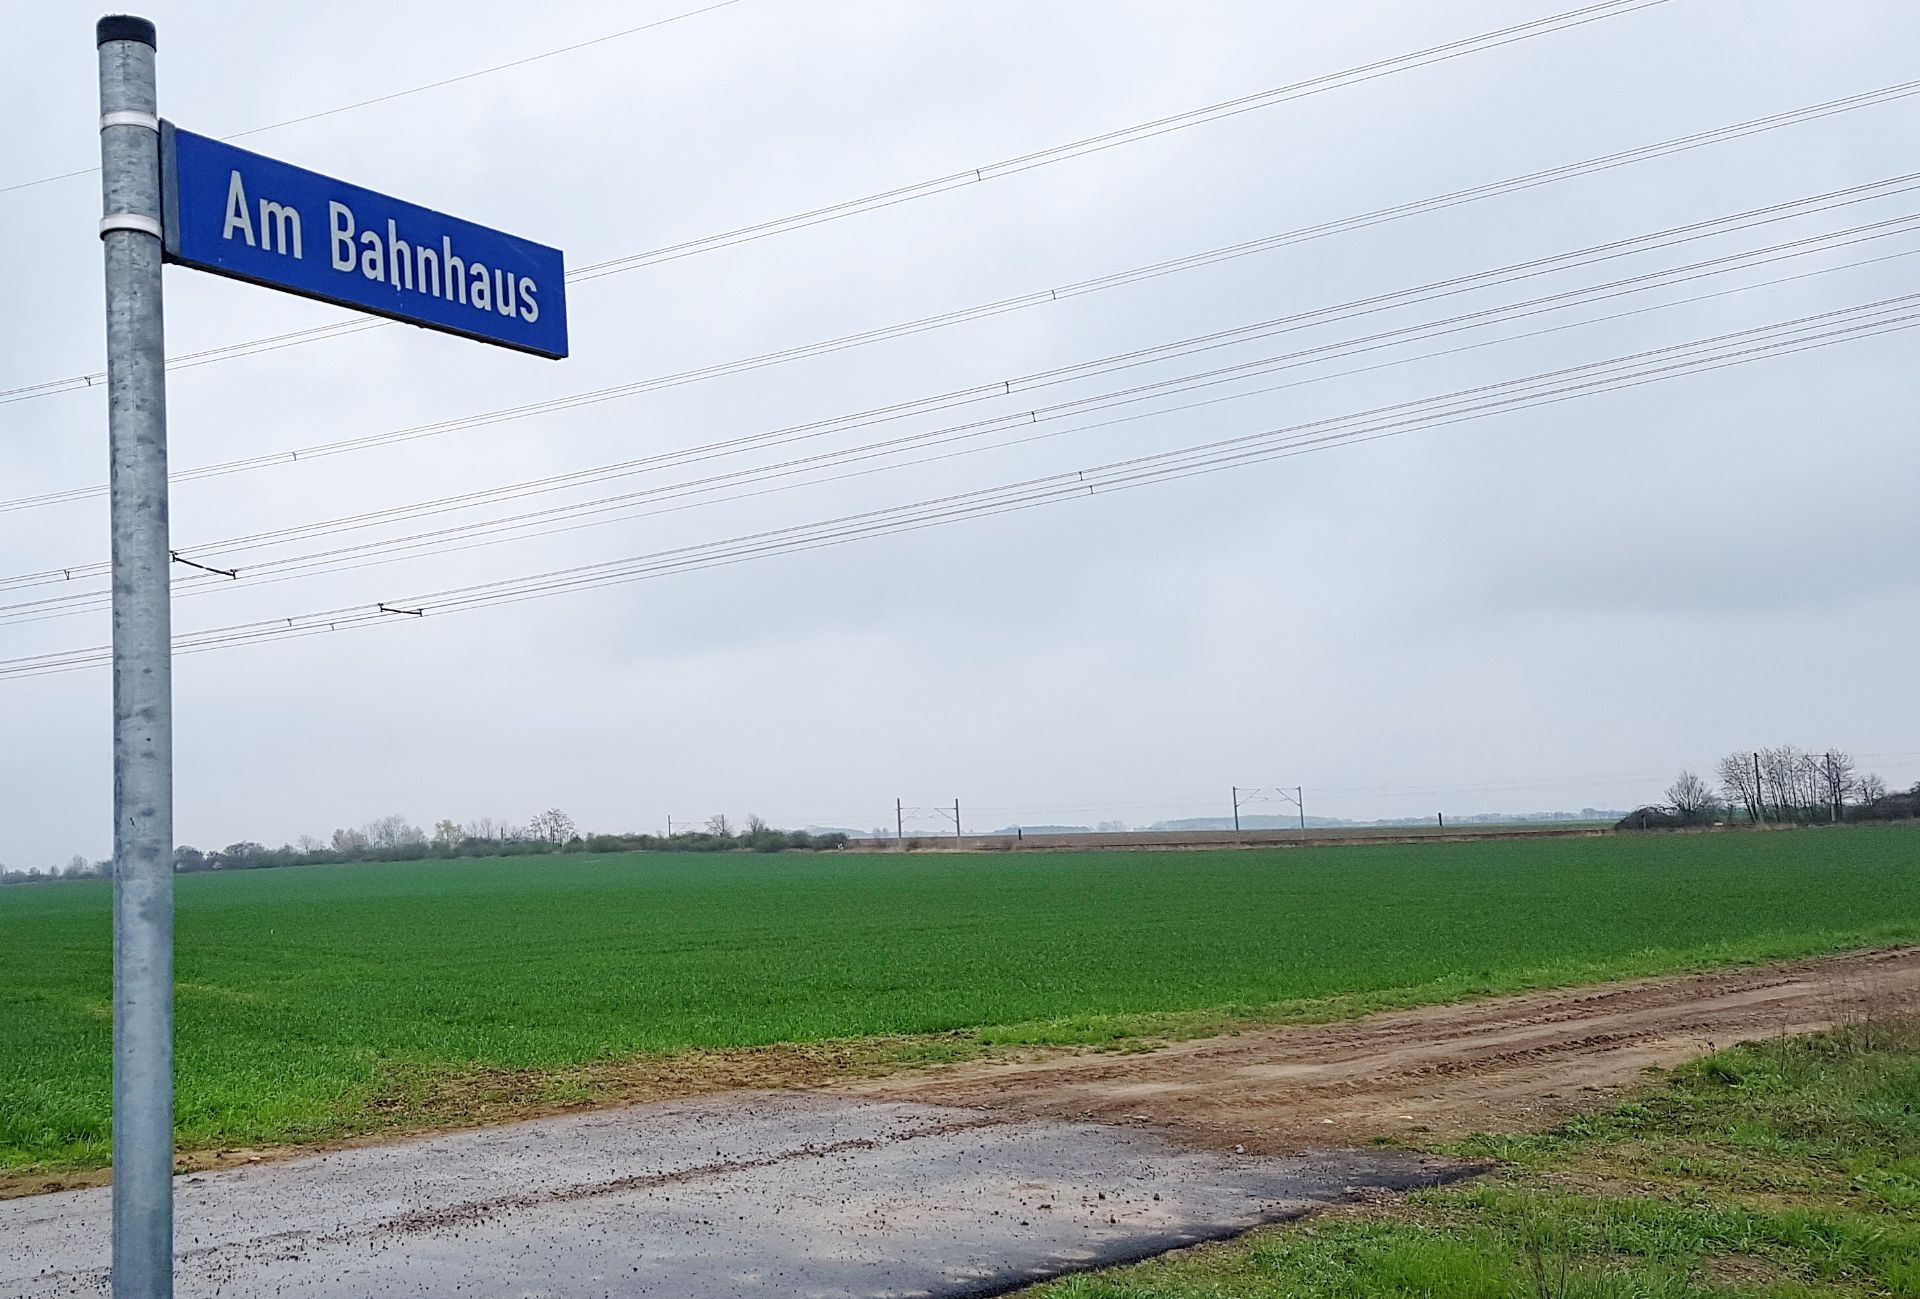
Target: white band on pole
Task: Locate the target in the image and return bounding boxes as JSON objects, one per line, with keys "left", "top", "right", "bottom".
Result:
{"left": 99, "top": 212, "right": 163, "bottom": 239}
{"left": 100, "top": 110, "right": 160, "bottom": 132}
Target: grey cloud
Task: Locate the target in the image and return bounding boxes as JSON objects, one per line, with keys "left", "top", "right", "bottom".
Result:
{"left": 3, "top": 0, "right": 1919, "bottom": 866}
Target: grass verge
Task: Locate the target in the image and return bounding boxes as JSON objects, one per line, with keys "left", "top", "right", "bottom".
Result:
{"left": 1030, "top": 1016, "right": 1920, "bottom": 1298}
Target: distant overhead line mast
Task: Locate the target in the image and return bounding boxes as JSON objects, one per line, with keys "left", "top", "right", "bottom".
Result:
{"left": 1232, "top": 786, "right": 1306, "bottom": 833}
{"left": 893, "top": 799, "right": 963, "bottom": 844}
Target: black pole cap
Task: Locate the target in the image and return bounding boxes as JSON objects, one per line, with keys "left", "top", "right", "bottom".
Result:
{"left": 97, "top": 15, "right": 156, "bottom": 48}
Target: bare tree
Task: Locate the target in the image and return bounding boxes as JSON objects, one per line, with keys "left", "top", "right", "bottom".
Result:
{"left": 1723, "top": 746, "right": 1868, "bottom": 824}
{"left": 1717, "top": 752, "right": 1761, "bottom": 823}
{"left": 470, "top": 816, "right": 498, "bottom": 842}
{"left": 1859, "top": 772, "right": 1888, "bottom": 810}
{"left": 1664, "top": 771, "right": 1716, "bottom": 824}
{"left": 1818, "top": 751, "right": 1857, "bottom": 822}
{"left": 294, "top": 834, "right": 325, "bottom": 853}
{"left": 1757, "top": 746, "right": 1827, "bottom": 822}
{"left": 331, "top": 827, "right": 370, "bottom": 855}
{"left": 744, "top": 813, "right": 769, "bottom": 836}
{"left": 705, "top": 813, "right": 733, "bottom": 838}
{"left": 1757, "top": 746, "right": 1793, "bottom": 821}
{"left": 527, "top": 808, "right": 576, "bottom": 846}
{"left": 362, "top": 814, "right": 425, "bottom": 851}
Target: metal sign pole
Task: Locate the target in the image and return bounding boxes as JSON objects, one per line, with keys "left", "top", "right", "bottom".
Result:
{"left": 96, "top": 14, "right": 175, "bottom": 1298}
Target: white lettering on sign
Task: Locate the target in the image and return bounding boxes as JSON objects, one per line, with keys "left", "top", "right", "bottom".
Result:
{"left": 222, "top": 170, "right": 302, "bottom": 258}
{"left": 358, "top": 229, "right": 383, "bottom": 281}
{"left": 386, "top": 221, "right": 413, "bottom": 292}
{"left": 442, "top": 236, "right": 466, "bottom": 305}
{"left": 321, "top": 200, "right": 541, "bottom": 321}
{"left": 258, "top": 199, "right": 302, "bottom": 259}
{"left": 328, "top": 202, "right": 355, "bottom": 271}
{"left": 222, "top": 171, "right": 253, "bottom": 246}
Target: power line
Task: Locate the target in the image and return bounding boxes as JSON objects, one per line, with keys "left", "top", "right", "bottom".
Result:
{"left": 207, "top": 299, "right": 1920, "bottom": 605}
{"left": 9, "top": 217, "right": 1916, "bottom": 625}
{"left": 851, "top": 755, "right": 1920, "bottom": 825}
{"left": 566, "top": 0, "right": 1673, "bottom": 284}
{"left": 960, "top": 767, "right": 1692, "bottom": 812}
{"left": 4, "top": 291, "right": 1912, "bottom": 680}
{"left": 159, "top": 197, "right": 1920, "bottom": 541}
{"left": 0, "top": 0, "right": 1681, "bottom": 408}
{"left": 7, "top": 162, "right": 1913, "bottom": 528}
{"left": 0, "top": 0, "right": 747, "bottom": 199}
{"left": 5, "top": 196, "right": 1917, "bottom": 621}
{"left": 15, "top": 240, "right": 1912, "bottom": 628}
{"left": 69, "top": 242, "right": 1920, "bottom": 592}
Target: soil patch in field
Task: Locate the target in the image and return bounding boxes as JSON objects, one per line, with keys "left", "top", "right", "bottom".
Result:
{"left": 848, "top": 945, "right": 1920, "bottom": 1153}
{"left": 1019, "top": 1010, "right": 1920, "bottom": 1297}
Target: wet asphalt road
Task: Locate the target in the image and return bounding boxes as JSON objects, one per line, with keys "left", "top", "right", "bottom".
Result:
{"left": 1, "top": 1092, "right": 1468, "bottom": 1297}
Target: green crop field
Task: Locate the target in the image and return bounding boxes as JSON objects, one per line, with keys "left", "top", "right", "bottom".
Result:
{"left": 3, "top": 827, "right": 1917, "bottom": 1175}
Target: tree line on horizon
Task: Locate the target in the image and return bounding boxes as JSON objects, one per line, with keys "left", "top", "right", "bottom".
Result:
{"left": 11, "top": 749, "right": 1914, "bottom": 883}
{"left": 1623, "top": 746, "right": 1918, "bottom": 829}
{"left": 0, "top": 811, "right": 849, "bottom": 885}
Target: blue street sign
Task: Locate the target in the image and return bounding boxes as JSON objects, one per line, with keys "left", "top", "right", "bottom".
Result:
{"left": 161, "top": 126, "right": 568, "bottom": 359}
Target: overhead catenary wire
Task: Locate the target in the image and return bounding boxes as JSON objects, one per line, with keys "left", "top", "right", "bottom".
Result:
{"left": 958, "top": 767, "right": 1685, "bottom": 812}
{"left": 19, "top": 73, "right": 1908, "bottom": 412}
{"left": 0, "top": 0, "right": 1683, "bottom": 408}
{"left": 65, "top": 307, "right": 1920, "bottom": 662}
{"left": 566, "top": 0, "right": 1675, "bottom": 283}
{"left": 157, "top": 197, "right": 1920, "bottom": 544}
{"left": 3, "top": 233, "right": 1914, "bottom": 633}
{"left": 820, "top": 752, "right": 1920, "bottom": 828}
{"left": 374, "top": 296, "right": 1920, "bottom": 613}
{"left": 11, "top": 237, "right": 1915, "bottom": 628}
{"left": 5, "top": 190, "right": 1917, "bottom": 617}
{"left": 4, "top": 291, "right": 1913, "bottom": 680}
{"left": 805, "top": 757, "right": 1920, "bottom": 827}
{"left": 6, "top": 161, "right": 1914, "bottom": 529}
{"left": 0, "top": 0, "right": 747, "bottom": 199}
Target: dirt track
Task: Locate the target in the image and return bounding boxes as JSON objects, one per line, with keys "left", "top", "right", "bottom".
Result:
{"left": 848, "top": 947, "right": 1920, "bottom": 1153}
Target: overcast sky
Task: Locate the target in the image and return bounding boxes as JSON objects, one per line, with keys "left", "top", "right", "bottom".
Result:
{"left": 2, "top": 0, "right": 1917, "bottom": 865}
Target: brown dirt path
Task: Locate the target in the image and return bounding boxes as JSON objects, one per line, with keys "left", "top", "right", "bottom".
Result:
{"left": 845, "top": 946, "right": 1920, "bottom": 1153}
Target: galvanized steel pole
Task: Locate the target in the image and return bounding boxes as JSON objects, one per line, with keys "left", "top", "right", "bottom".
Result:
{"left": 97, "top": 14, "right": 174, "bottom": 1297}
